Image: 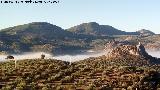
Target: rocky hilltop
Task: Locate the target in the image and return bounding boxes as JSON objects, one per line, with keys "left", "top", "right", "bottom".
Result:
{"left": 107, "top": 42, "right": 145, "bottom": 57}
{"left": 106, "top": 42, "right": 160, "bottom": 64}
{"left": 137, "top": 29, "right": 155, "bottom": 36}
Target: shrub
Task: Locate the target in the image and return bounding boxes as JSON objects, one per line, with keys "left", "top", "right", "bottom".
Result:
{"left": 61, "top": 76, "right": 73, "bottom": 83}
{"left": 87, "top": 83, "right": 96, "bottom": 90}
{"left": 42, "top": 86, "right": 49, "bottom": 90}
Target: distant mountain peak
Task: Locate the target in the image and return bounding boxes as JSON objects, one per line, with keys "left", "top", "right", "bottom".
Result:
{"left": 28, "top": 22, "right": 52, "bottom": 25}
{"left": 67, "top": 22, "right": 139, "bottom": 36}
{"left": 137, "top": 29, "right": 155, "bottom": 36}
{"left": 0, "top": 22, "right": 64, "bottom": 34}
{"left": 68, "top": 22, "right": 123, "bottom": 35}
{"left": 27, "top": 22, "right": 61, "bottom": 28}
{"left": 86, "top": 22, "right": 99, "bottom": 25}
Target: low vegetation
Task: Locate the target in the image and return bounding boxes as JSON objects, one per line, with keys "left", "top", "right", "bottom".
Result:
{"left": 1, "top": 56, "right": 160, "bottom": 90}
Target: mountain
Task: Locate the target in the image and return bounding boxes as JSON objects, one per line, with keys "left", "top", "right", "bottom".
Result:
{"left": 0, "top": 22, "right": 72, "bottom": 39}
{"left": 0, "top": 22, "right": 78, "bottom": 54}
{"left": 137, "top": 29, "right": 155, "bottom": 36}
{"left": 0, "top": 22, "right": 113, "bottom": 54}
{"left": 0, "top": 22, "right": 158, "bottom": 54}
{"left": 67, "top": 22, "right": 139, "bottom": 36}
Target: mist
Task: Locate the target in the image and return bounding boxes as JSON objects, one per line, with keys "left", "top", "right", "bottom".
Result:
{"left": 0, "top": 52, "right": 53, "bottom": 62}
{"left": 0, "top": 51, "right": 107, "bottom": 62}
{"left": 0, "top": 50, "right": 159, "bottom": 62}
{"left": 53, "top": 51, "right": 107, "bottom": 62}
{"left": 146, "top": 50, "right": 160, "bottom": 58}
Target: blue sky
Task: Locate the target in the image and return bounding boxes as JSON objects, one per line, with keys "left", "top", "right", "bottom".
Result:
{"left": 0, "top": 0, "right": 160, "bottom": 33}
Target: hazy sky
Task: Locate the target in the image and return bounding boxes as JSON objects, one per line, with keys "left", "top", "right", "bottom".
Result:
{"left": 0, "top": 0, "right": 160, "bottom": 33}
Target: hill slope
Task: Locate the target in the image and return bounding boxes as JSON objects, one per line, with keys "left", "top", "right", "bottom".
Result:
{"left": 0, "top": 22, "right": 74, "bottom": 53}
{"left": 0, "top": 22, "right": 72, "bottom": 39}
{"left": 0, "top": 22, "right": 158, "bottom": 54}
{"left": 67, "top": 22, "right": 139, "bottom": 35}
{"left": 0, "top": 22, "right": 113, "bottom": 54}
{"left": 1, "top": 44, "right": 160, "bottom": 89}
{"left": 137, "top": 29, "right": 155, "bottom": 36}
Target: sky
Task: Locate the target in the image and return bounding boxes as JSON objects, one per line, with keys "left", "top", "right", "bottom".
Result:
{"left": 0, "top": 0, "right": 160, "bottom": 33}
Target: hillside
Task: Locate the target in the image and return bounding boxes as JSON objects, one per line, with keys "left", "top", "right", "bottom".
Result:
{"left": 112, "top": 34, "right": 160, "bottom": 51}
{"left": 0, "top": 22, "right": 159, "bottom": 54}
{"left": 106, "top": 43, "right": 160, "bottom": 64}
{"left": 0, "top": 22, "right": 70, "bottom": 52}
{"left": 0, "top": 22, "right": 114, "bottom": 54}
{"left": 140, "top": 34, "right": 160, "bottom": 51}
{"left": 1, "top": 44, "right": 160, "bottom": 90}
{"left": 137, "top": 29, "right": 155, "bottom": 36}
{"left": 67, "top": 22, "right": 139, "bottom": 36}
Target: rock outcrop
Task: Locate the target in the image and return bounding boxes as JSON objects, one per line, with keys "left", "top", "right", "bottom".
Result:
{"left": 145, "top": 42, "right": 160, "bottom": 51}
{"left": 137, "top": 29, "right": 155, "bottom": 36}
{"left": 105, "top": 40, "right": 135, "bottom": 51}
{"left": 106, "top": 42, "right": 160, "bottom": 64}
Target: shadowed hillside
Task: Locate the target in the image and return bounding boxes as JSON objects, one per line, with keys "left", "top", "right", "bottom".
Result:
{"left": 0, "top": 22, "right": 113, "bottom": 54}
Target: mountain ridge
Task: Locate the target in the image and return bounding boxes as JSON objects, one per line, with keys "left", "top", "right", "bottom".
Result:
{"left": 67, "top": 22, "right": 141, "bottom": 35}
{"left": 0, "top": 22, "right": 155, "bottom": 36}
{"left": 0, "top": 22, "right": 158, "bottom": 54}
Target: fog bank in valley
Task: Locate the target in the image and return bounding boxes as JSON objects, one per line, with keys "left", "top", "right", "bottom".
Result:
{"left": 0, "top": 50, "right": 159, "bottom": 62}
{"left": 0, "top": 51, "right": 107, "bottom": 62}
{"left": 146, "top": 50, "right": 160, "bottom": 58}
{"left": 53, "top": 51, "right": 107, "bottom": 62}
{"left": 0, "top": 52, "right": 53, "bottom": 62}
